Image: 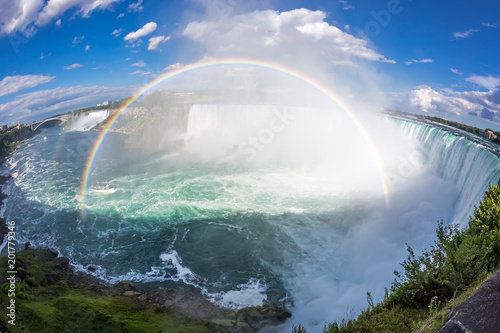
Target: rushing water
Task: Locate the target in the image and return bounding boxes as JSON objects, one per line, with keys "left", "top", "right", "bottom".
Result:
{"left": 1, "top": 107, "right": 499, "bottom": 332}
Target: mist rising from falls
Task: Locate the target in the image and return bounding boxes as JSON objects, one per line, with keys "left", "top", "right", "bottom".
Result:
{"left": 65, "top": 110, "right": 109, "bottom": 131}
{"left": 183, "top": 103, "right": 383, "bottom": 194}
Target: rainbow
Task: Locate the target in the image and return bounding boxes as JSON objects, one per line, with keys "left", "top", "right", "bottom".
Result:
{"left": 79, "top": 58, "right": 390, "bottom": 211}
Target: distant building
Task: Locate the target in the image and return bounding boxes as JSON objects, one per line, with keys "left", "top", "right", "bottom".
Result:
{"left": 479, "top": 130, "right": 498, "bottom": 140}
{"left": 97, "top": 100, "right": 111, "bottom": 107}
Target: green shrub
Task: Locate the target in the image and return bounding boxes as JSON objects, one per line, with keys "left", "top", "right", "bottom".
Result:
{"left": 390, "top": 221, "right": 464, "bottom": 307}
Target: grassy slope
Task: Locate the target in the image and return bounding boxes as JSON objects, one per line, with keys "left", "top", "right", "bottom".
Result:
{"left": 0, "top": 249, "right": 212, "bottom": 333}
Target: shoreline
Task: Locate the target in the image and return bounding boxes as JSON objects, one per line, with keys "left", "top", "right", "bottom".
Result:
{"left": 0, "top": 174, "right": 12, "bottom": 250}
{"left": 0, "top": 246, "right": 291, "bottom": 332}
{"left": 0, "top": 152, "right": 291, "bottom": 332}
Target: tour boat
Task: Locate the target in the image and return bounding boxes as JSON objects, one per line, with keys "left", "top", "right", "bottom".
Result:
{"left": 91, "top": 183, "right": 117, "bottom": 194}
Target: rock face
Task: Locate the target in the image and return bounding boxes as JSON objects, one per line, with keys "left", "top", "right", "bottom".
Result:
{"left": 53, "top": 257, "right": 70, "bottom": 266}
{"left": 438, "top": 268, "right": 500, "bottom": 333}
{"left": 139, "top": 289, "right": 292, "bottom": 333}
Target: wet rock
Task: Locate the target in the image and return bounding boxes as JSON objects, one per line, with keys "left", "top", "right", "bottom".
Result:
{"left": 47, "top": 249, "right": 59, "bottom": 259}
{"left": 123, "top": 291, "right": 141, "bottom": 297}
{"left": 117, "top": 280, "right": 136, "bottom": 291}
{"left": 438, "top": 268, "right": 500, "bottom": 333}
{"left": 53, "top": 257, "right": 70, "bottom": 266}
{"left": 87, "top": 266, "right": 96, "bottom": 272}
{"left": 236, "top": 303, "right": 292, "bottom": 331}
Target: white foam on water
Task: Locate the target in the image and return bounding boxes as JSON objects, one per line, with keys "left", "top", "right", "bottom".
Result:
{"left": 210, "top": 278, "right": 267, "bottom": 309}
{"left": 160, "top": 250, "right": 197, "bottom": 283}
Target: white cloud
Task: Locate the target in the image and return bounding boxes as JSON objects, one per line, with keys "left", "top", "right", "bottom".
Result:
{"left": 124, "top": 57, "right": 132, "bottom": 61}
{"left": 85, "top": 44, "right": 90, "bottom": 51}
{"left": 111, "top": 28, "right": 124, "bottom": 37}
{"left": 0, "top": 0, "right": 43, "bottom": 36}
{"left": 0, "top": 74, "right": 55, "bottom": 98}
{"left": 450, "top": 68, "right": 463, "bottom": 75}
{"left": 125, "top": 40, "right": 142, "bottom": 48}
{"left": 64, "top": 63, "right": 83, "bottom": 70}
{"left": 338, "top": 0, "right": 354, "bottom": 10}
{"left": 131, "top": 61, "right": 147, "bottom": 67}
{"left": 148, "top": 35, "right": 170, "bottom": 51}
{"left": 124, "top": 22, "right": 157, "bottom": 42}
{"left": 117, "top": 12, "right": 124, "bottom": 19}
{"left": 40, "top": 52, "right": 51, "bottom": 59}
{"left": 405, "top": 58, "right": 434, "bottom": 65}
{"left": 0, "top": 0, "right": 121, "bottom": 36}
{"left": 130, "top": 70, "right": 151, "bottom": 76}
{"left": 72, "top": 35, "right": 84, "bottom": 46}
{"left": 482, "top": 22, "right": 498, "bottom": 28}
{"left": 127, "top": 0, "right": 143, "bottom": 13}
{"left": 0, "top": 85, "right": 130, "bottom": 125}
{"left": 163, "top": 63, "right": 183, "bottom": 72}
{"left": 466, "top": 75, "right": 500, "bottom": 91}
{"left": 389, "top": 83, "right": 500, "bottom": 123}
{"left": 183, "top": 9, "right": 393, "bottom": 66}
{"left": 0, "top": 0, "right": 40, "bottom": 35}
{"left": 452, "top": 29, "right": 480, "bottom": 39}
{"left": 408, "top": 86, "right": 438, "bottom": 112}
{"left": 36, "top": 0, "right": 120, "bottom": 26}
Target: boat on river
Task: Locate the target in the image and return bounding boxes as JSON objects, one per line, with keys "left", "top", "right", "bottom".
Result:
{"left": 91, "top": 182, "right": 116, "bottom": 194}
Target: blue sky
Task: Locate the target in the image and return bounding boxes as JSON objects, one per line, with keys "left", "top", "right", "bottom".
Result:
{"left": 0, "top": 0, "right": 499, "bottom": 128}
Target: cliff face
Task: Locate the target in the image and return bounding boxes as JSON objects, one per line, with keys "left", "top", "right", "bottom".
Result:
{"left": 438, "top": 268, "right": 500, "bottom": 333}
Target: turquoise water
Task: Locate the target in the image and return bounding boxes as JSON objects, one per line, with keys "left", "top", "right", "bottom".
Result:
{"left": 1, "top": 125, "right": 364, "bottom": 311}
{"left": 2, "top": 111, "right": 500, "bottom": 331}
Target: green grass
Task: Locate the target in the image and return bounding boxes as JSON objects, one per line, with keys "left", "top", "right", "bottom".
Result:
{"left": 0, "top": 249, "right": 211, "bottom": 333}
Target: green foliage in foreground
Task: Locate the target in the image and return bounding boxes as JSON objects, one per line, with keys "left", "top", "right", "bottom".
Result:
{"left": 323, "top": 182, "right": 500, "bottom": 333}
{"left": 0, "top": 250, "right": 211, "bottom": 333}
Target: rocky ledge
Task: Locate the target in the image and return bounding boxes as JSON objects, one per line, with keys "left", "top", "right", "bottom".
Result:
{"left": 438, "top": 268, "right": 500, "bottom": 333}
{"left": 0, "top": 245, "right": 291, "bottom": 332}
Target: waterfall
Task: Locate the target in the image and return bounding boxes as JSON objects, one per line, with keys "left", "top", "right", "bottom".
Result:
{"left": 66, "top": 110, "right": 110, "bottom": 131}
{"left": 391, "top": 117, "right": 500, "bottom": 226}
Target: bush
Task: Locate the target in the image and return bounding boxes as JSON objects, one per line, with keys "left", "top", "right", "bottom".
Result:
{"left": 390, "top": 221, "right": 464, "bottom": 307}
{"left": 390, "top": 182, "right": 500, "bottom": 308}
